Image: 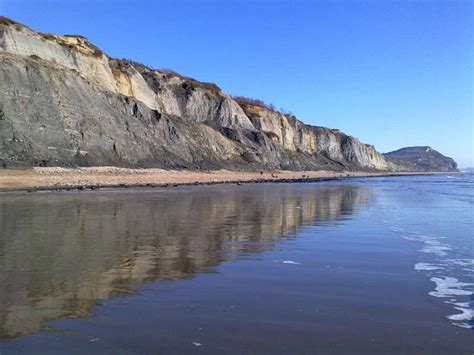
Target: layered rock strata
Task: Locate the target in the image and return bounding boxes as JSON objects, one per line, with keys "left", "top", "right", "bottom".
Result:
{"left": 0, "top": 17, "right": 421, "bottom": 171}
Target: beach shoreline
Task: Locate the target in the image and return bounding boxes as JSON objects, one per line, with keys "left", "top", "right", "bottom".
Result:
{"left": 0, "top": 167, "right": 439, "bottom": 193}
{"left": 1, "top": 174, "right": 472, "bottom": 353}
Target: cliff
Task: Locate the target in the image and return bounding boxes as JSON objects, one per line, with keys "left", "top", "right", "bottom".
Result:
{"left": 384, "top": 146, "right": 458, "bottom": 172}
{"left": 0, "top": 17, "right": 413, "bottom": 171}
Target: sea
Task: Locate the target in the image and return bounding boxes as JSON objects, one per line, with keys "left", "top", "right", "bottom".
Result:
{"left": 0, "top": 174, "right": 472, "bottom": 354}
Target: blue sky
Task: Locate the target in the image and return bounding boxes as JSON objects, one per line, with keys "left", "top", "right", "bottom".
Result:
{"left": 2, "top": 0, "right": 473, "bottom": 167}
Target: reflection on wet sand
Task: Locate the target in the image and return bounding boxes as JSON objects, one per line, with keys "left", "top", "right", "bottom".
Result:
{"left": 0, "top": 184, "right": 373, "bottom": 339}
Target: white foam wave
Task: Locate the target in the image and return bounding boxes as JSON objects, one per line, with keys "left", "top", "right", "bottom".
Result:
{"left": 445, "top": 301, "right": 471, "bottom": 308}
{"left": 447, "top": 307, "right": 474, "bottom": 322}
{"left": 402, "top": 234, "right": 452, "bottom": 256}
{"left": 282, "top": 260, "right": 301, "bottom": 265}
{"left": 402, "top": 233, "right": 435, "bottom": 243}
{"left": 444, "top": 259, "right": 474, "bottom": 267}
{"left": 273, "top": 260, "right": 301, "bottom": 265}
{"left": 453, "top": 322, "right": 474, "bottom": 329}
{"left": 414, "top": 263, "right": 443, "bottom": 271}
{"left": 390, "top": 227, "right": 403, "bottom": 233}
{"left": 429, "top": 277, "right": 473, "bottom": 298}
{"left": 420, "top": 243, "right": 451, "bottom": 256}
{"left": 392, "top": 226, "right": 473, "bottom": 329}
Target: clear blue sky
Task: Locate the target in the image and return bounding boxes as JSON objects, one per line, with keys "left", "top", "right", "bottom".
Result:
{"left": 2, "top": 0, "right": 473, "bottom": 167}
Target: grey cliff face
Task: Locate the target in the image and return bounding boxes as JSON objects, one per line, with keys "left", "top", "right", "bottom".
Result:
{"left": 0, "top": 17, "right": 436, "bottom": 171}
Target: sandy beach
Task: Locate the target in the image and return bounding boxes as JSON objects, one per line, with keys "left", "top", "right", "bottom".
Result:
{"left": 0, "top": 167, "right": 434, "bottom": 192}
{"left": 1, "top": 175, "right": 472, "bottom": 354}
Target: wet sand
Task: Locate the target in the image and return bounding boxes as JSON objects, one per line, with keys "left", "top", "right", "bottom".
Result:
{"left": 0, "top": 167, "right": 432, "bottom": 192}
{"left": 0, "top": 179, "right": 472, "bottom": 354}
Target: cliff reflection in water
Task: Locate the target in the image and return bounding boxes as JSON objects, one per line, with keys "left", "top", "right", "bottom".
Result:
{"left": 0, "top": 184, "right": 373, "bottom": 339}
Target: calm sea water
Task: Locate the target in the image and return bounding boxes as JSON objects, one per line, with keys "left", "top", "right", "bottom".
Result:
{"left": 0, "top": 174, "right": 472, "bottom": 354}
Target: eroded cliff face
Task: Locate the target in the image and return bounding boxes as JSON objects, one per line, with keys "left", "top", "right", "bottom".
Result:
{"left": 238, "top": 102, "right": 393, "bottom": 170}
{"left": 0, "top": 17, "right": 411, "bottom": 171}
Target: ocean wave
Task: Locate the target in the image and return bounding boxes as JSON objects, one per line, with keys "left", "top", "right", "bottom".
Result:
{"left": 429, "top": 277, "right": 473, "bottom": 298}
{"left": 420, "top": 240, "right": 451, "bottom": 256}
{"left": 414, "top": 263, "right": 443, "bottom": 271}
{"left": 399, "top": 231, "right": 453, "bottom": 256}
{"left": 394, "top": 226, "right": 473, "bottom": 329}
{"left": 447, "top": 307, "right": 474, "bottom": 329}
{"left": 447, "top": 307, "right": 473, "bottom": 321}
{"left": 444, "top": 259, "right": 474, "bottom": 267}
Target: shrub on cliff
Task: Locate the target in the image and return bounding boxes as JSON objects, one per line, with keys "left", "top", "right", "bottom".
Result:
{"left": 232, "top": 96, "right": 277, "bottom": 112}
